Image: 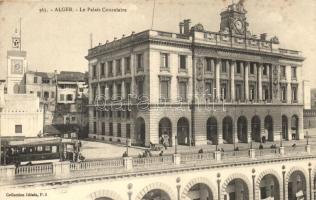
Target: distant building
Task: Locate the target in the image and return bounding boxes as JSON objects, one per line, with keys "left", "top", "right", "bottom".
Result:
{"left": 25, "top": 71, "right": 57, "bottom": 125}
{"left": 0, "top": 81, "right": 43, "bottom": 138}
{"left": 302, "top": 80, "right": 311, "bottom": 109}
{"left": 311, "top": 88, "right": 316, "bottom": 109}
{"left": 52, "top": 71, "right": 89, "bottom": 137}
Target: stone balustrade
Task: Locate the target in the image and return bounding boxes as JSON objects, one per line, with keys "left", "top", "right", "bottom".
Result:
{"left": 0, "top": 144, "right": 312, "bottom": 185}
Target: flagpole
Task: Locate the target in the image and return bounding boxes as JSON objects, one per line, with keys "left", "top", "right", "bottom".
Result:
{"left": 151, "top": 0, "right": 156, "bottom": 30}
{"left": 19, "top": 17, "right": 22, "bottom": 51}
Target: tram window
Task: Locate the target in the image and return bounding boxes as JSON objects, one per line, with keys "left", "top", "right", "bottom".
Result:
{"left": 64, "top": 134, "right": 68, "bottom": 138}
{"left": 52, "top": 146, "right": 57, "bottom": 153}
{"left": 37, "top": 146, "right": 43, "bottom": 152}
{"left": 45, "top": 146, "right": 51, "bottom": 152}
{"left": 22, "top": 147, "right": 26, "bottom": 153}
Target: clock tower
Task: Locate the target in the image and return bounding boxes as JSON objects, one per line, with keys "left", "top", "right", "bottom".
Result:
{"left": 219, "top": 2, "right": 250, "bottom": 36}
{"left": 7, "top": 28, "right": 27, "bottom": 94}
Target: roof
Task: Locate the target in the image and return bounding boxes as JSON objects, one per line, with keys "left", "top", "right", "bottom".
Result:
{"left": 57, "top": 71, "right": 86, "bottom": 82}
{"left": 27, "top": 71, "right": 55, "bottom": 79}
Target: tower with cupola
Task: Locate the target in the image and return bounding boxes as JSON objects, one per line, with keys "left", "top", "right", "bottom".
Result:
{"left": 6, "top": 27, "right": 27, "bottom": 94}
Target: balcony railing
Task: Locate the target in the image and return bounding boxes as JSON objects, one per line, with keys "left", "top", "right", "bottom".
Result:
{"left": 132, "top": 155, "right": 173, "bottom": 168}
{"left": 70, "top": 158, "right": 124, "bottom": 171}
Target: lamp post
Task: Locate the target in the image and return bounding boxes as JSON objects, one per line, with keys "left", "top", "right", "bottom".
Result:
{"left": 280, "top": 131, "right": 283, "bottom": 147}
{"left": 175, "top": 136, "right": 178, "bottom": 154}
{"left": 306, "top": 131, "right": 309, "bottom": 145}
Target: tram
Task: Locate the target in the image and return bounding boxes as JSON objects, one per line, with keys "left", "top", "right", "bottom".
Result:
{"left": 0, "top": 137, "right": 81, "bottom": 165}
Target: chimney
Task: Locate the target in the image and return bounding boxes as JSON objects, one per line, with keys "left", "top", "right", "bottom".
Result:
{"left": 179, "top": 22, "right": 184, "bottom": 34}
{"left": 183, "top": 19, "right": 191, "bottom": 35}
{"left": 260, "top": 33, "right": 267, "bottom": 41}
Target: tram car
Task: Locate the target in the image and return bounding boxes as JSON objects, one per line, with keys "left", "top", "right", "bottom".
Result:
{"left": 0, "top": 137, "right": 81, "bottom": 165}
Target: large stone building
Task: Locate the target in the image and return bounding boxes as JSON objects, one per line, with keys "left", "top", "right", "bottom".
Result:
{"left": 311, "top": 88, "right": 316, "bottom": 109}
{"left": 86, "top": 2, "right": 305, "bottom": 147}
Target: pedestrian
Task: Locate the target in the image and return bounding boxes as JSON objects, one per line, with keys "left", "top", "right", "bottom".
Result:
{"left": 198, "top": 148, "right": 204, "bottom": 154}
{"left": 122, "top": 151, "right": 128, "bottom": 157}
{"left": 159, "top": 151, "right": 164, "bottom": 156}
{"left": 259, "top": 143, "right": 263, "bottom": 149}
{"left": 221, "top": 148, "right": 225, "bottom": 152}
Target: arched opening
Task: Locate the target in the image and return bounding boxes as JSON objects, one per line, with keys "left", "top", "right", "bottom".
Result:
{"left": 288, "top": 171, "right": 306, "bottom": 200}
{"left": 259, "top": 174, "right": 280, "bottom": 200}
{"left": 223, "top": 116, "right": 233, "bottom": 144}
{"left": 159, "top": 117, "right": 172, "bottom": 147}
{"left": 251, "top": 116, "right": 261, "bottom": 142}
{"left": 141, "top": 189, "right": 171, "bottom": 200}
{"left": 291, "top": 115, "right": 299, "bottom": 140}
{"left": 177, "top": 117, "right": 190, "bottom": 145}
{"left": 264, "top": 115, "right": 273, "bottom": 142}
{"left": 135, "top": 117, "right": 145, "bottom": 146}
{"left": 207, "top": 117, "right": 217, "bottom": 145}
{"left": 237, "top": 116, "right": 248, "bottom": 143}
{"left": 282, "top": 115, "right": 288, "bottom": 140}
{"left": 95, "top": 198, "right": 112, "bottom": 200}
{"left": 224, "top": 178, "right": 249, "bottom": 200}
{"left": 186, "top": 183, "right": 214, "bottom": 200}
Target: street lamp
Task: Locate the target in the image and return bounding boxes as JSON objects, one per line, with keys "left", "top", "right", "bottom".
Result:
{"left": 175, "top": 136, "right": 178, "bottom": 154}
{"left": 280, "top": 131, "right": 283, "bottom": 147}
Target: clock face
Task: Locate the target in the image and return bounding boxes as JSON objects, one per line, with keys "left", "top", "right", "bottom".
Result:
{"left": 235, "top": 20, "right": 243, "bottom": 30}
{"left": 11, "top": 59, "right": 23, "bottom": 74}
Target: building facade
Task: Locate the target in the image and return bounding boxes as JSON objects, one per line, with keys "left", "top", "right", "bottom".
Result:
{"left": 86, "top": 3, "right": 304, "bottom": 147}
{"left": 311, "top": 88, "right": 316, "bottom": 109}
{"left": 0, "top": 81, "right": 43, "bottom": 138}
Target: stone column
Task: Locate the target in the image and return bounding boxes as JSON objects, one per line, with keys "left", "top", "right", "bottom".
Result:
{"left": 113, "top": 60, "right": 116, "bottom": 77}
{"left": 113, "top": 82, "right": 117, "bottom": 100}
{"left": 121, "top": 57, "right": 125, "bottom": 76}
{"left": 287, "top": 116, "right": 292, "bottom": 141}
{"left": 297, "top": 66, "right": 303, "bottom": 104}
{"left": 97, "top": 83, "right": 101, "bottom": 99}
{"left": 234, "top": 119, "right": 238, "bottom": 144}
{"left": 245, "top": 62, "right": 249, "bottom": 101}
{"left": 131, "top": 54, "right": 136, "bottom": 95}
{"left": 230, "top": 60, "right": 235, "bottom": 101}
{"left": 258, "top": 63, "right": 263, "bottom": 101}
{"left": 215, "top": 58, "right": 221, "bottom": 100}
{"left": 89, "top": 83, "right": 93, "bottom": 104}
{"left": 286, "top": 65, "right": 292, "bottom": 103}
{"left": 247, "top": 118, "right": 252, "bottom": 143}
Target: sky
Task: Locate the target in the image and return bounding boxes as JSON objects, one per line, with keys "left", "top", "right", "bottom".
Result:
{"left": 0, "top": 0, "right": 315, "bottom": 87}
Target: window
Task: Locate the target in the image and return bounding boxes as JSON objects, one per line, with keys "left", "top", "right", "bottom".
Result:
{"left": 15, "top": 125, "right": 22, "bottom": 133}
{"left": 66, "top": 94, "right": 73, "bottom": 101}
{"left": 250, "top": 63, "right": 255, "bottom": 74}
{"left": 160, "top": 53, "right": 169, "bottom": 68}
{"left": 60, "top": 94, "right": 64, "bottom": 101}
{"left": 220, "top": 83, "right": 227, "bottom": 100}
{"left": 44, "top": 91, "right": 49, "bottom": 99}
{"left": 45, "top": 146, "right": 51, "bottom": 152}
{"left": 263, "top": 65, "right": 268, "bottom": 76}
{"left": 281, "top": 86, "right": 286, "bottom": 101}
{"left": 116, "top": 59, "right": 121, "bottom": 76}
{"left": 263, "top": 86, "right": 269, "bottom": 100}
{"left": 109, "top": 123, "right": 113, "bottom": 136}
{"left": 92, "top": 65, "right": 97, "bottom": 77}
{"left": 37, "top": 146, "right": 43, "bottom": 152}
{"left": 125, "top": 57, "right": 131, "bottom": 74}
{"left": 160, "top": 80, "right": 170, "bottom": 101}
{"left": 205, "top": 82, "right": 212, "bottom": 97}
{"left": 34, "top": 77, "right": 38, "bottom": 83}
{"left": 101, "top": 122, "right": 105, "bottom": 135}
{"left": 249, "top": 86, "right": 255, "bottom": 100}
{"left": 109, "top": 84, "right": 113, "bottom": 100}
{"left": 137, "top": 80, "right": 144, "bottom": 97}
{"left": 108, "top": 61, "right": 113, "bottom": 77}
{"left": 236, "top": 62, "right": 241, "bottom": 74}
{"left": 137, "top": 54, "right": 143, "bottom": 71}
{"left": 126, "top": 111, "right": 130, "bottom": 119}
{"left": 42, "top": 79, "right": 50, "bottom": 84}
{"left": 117, "top": 123, "right": 121, "bottom": 137}
{"left": 292, "top": 87, "right": 297, "bottom": 101}
{"left": 179, "top": 55, "right": 187, "bottom": 69}
{"left": 235, "top": 84, "right": 242, "bottom": 100}
{"left": 125, "top": 82, "right": 131, "bottom": 99}
{"left": 101, "top": 85, "right": 105, "bottom": 96}
{"left": 206, "top": 58, "right": 213, "bottom": 72}
{"left": 37, "top": 91, "right": 41, "bottom": 98}
{"left": 51, "top": 92, "right": 55, "bottom": 98}
{"left": 100, "top": 63, "right": 105, "bottom": 76}
{"left": 179, "top": 82, "right": 187, "bottom": 101}
{"left": 281, "top": 66, "right": 286, "bottom": 77}
{"left": 117, "top": 83, "right": 122, "bottom": 99}
{"left": 291, "top": 66, "right": 297, "bottom": 79}
{"left": 93, "top": 122, "right": 97, "bottom": 134}
{"left": 221, "top": 60, "right": 227, "bottom": 73}
{"left": 126, "top": 124, "right": 131, "bottom": 138}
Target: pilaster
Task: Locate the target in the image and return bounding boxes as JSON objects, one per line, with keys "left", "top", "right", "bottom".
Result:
{"left": 258, "top": 63, "right": 262, "bottom": 100}
{"left": 230, "top": 60, "right": 235, "bottom": 101}
{"left": 215, "top": 58, "right": 221, "bottom": 100}
{"left": 245, "top": 62, "right": 249, "bottom": 101}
